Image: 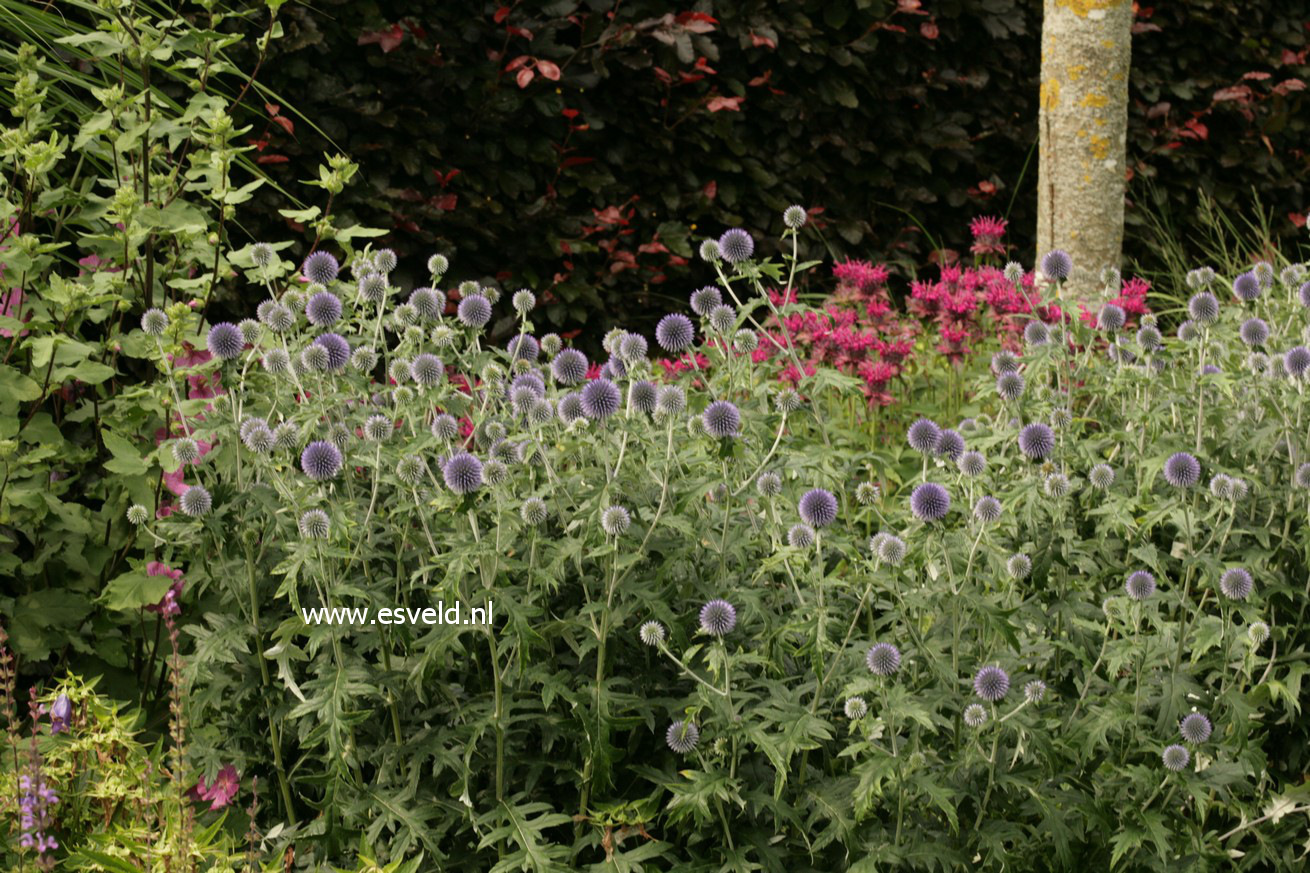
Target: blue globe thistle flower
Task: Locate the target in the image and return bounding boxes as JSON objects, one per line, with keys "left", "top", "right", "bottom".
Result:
{"left": 1235, "top": 318, "right": 1264, "bottom": 347}
{"left": 996, "top": 371, "right": 1025, "bottom": 401}
{"left": 1040, "top": 249, "right": 1072, "bottom": 281}
{"left": 298, "top": 509, "right": 330, "bottom": 539}
{"left": 936, "top": 429, "right": 965, "bottom": 461}
{"left": 718, "top": 228, "right": 755, "bottom": 263}
{"left": 907, "top": 417, "right": 942, "bottom": 454}
{"left": 258, "top": 301, "right": 294, "bottom": 333}
{"left": 1100, "top": 265, "right": 1121, "bottom": 287}
{"left": 1007, "top": 553, "right": 1032, "bottom": 580}
{"left": 963, "top": 703, "right": 988, "bottom": 728}
{"left": 756, "top": 471, "right": 782, "bottom": 497}
{"left": 485, "top": 457, "right": 511, "bottom": 484}
{"left": 314, "top": 333, "right": 351, "bottom": 371}
{"left": 798, "top": 488, "right": 838, "bottom": 527}
{"left": 1177, "top": 320, "right": 1199, "bottom": 341}
{"left": 1252, "top": 261, "right": 1274, "bottom": 287}
{"left": 410, "top": 353, "right": 444, "bottom": 387}
{"left": 250, "top": 242, "right": 275, "bottom": 268}
{"left": 507, "top": 334, "right": 540, "bottom": 362}
{"left": 238, "top": 319, "right": 262, "bottom": 345}
{"left": 991, "top": 350, "right": 1020, "bottom": 374}
{"left": 599, "top": 359, "right": 625, "bottom": 381}
{"left": 1044, "top": 473, "right": 1071, "bottom": 498}
{"left": 730, "top": 330, "right": 757, "bottom": 354}
{"left": 408, "top": 287, "right": 443, "bottom": 320}
{"left": 514, "top": 498, "right": 547, "bottom": 528}
{"left": 973, "top": 495, "right": 1002, "bottom": 524}
{"left": 489, "top": 439, "right": 517, "bottom": 465}
{"left": 302, "top": 251, "right": 340, "bottom": 285}
{"left": 1232, "top": 271, "right": 1262, "bottom": 302}
{"left": 511, "top": 371, "right": 546, "bottom": 399}
{"left": 1179, "top": 712, "right": 1212, "bottom": 744}
{"left": 1098, "top": 304, "right": 1126, "bottom": 332}
{"left": 1209, "top": 474, "right": 1233, "bottom": 499}
{"left": 581, "top": 378, "right": 622, "bottom": 420}
{"left": 601, "top": 505, "right": 631, "bottom": 537}
{"left": 1295, "top": 463, "right": 1310, "bottom": 489}
{"left": 699, "top": 239, "right": 721, "bottom": 262}
{"left": 305, "top": 291, "right": 342, "bottom": 327}
{"left": 443, "top": 452, "right": 484, "bottom": 494}
{"left": 1284, "top": 345, "right": 1310, "bottom": 378}
{"left": 239, "top": 417, "right": 268, "bottom": 442}
{"left": 301, "top": 441, "right": 343, "bottom": 480}
{"left": 910, "top": 482, "right": 951, "bottom": 522}
{"left": 356, "top": 274, "right": 388, "bottom": 305}
{"left": 272, "top": 421, "right": 299, "bottom": 451}
{"left": 1125, "top": 570, "right": 1156, "bottom": 600}
{"left": 395, "top": 455, "right": 426, "bottom": 487}
{"left": 844, "top": 697, "right": 868, "bottom": 719}
{"left": 855, "top": 482, "right": 880, "bottom": 505}
{"left": 1018, "top": 423, "right": 1055, "bottom": 460}
{"left": 243, "top": 424, "right": 274, "bottom": 454}
{"left": 1023, "top": 321, "right": 1050, "bottom": 347}
{"left": 179, "top": 485, "right": 212, "bottom": 517}
{"left": 699, "top": 599, "right": 737, "bottom": 636}
{"left": 628, "top": 380, "right": 658, "bottom": 415}
{"left": 1003, "top": 262, "right": 1025, "bottom": 284}
{"left": 207, "top": 322, "right": 245, "bottom": 359}
{"left": 431, "top": 414, "right": 459, "bottom": 441}
{"left": 866, "top": 642, "right": 902, "bottom": 676}
{"left": 775, "top": 389, "right": 804, "bottom": 414}
{"left": 707, "top": 304, "right": 736, "bottom": 335}
{"left": 363, "top": 415, "right": 393, "bottom": 443}
{"left": 973, "top": 665, "right": 1010, "bottom": 701}
{"left": 958, "top": 451, "right": 987, "bottom": 477}
{"left": 666, "top": 720, "right": 700, "bottom": 755}
{"left": 1137, "top": 325, "right": 1162, "bottom": 351}
{"left": 558, "top": 392, "right": 584, "bottom": 423}
{"left": 511, "top": 289, "right": 536, "bottom": 315}
{"left": 875, "top": 533, "right": 907, "bottom": 565}
{"left": 1219, "top": 567, "right": 1253, "bottom": 601}
{"left": 1299, "top": 282, "right": 1310, "bottom": 308}
{"left": 656, "top": 385, "right": 687, "bottom": 416}
{"left": 127, "top": 504, "right": 149, "bottom": 525}
{"left": 372, "top": 248, "right": 397, "bottom": 274}
{"left": 783, "top": 205, "right": 808, "bottom": 229}
{"left": 1163, "top": 452, "right": 1201, "bottom": 488}
{"left": 1249, "top": 621, "right": 1270, "bottom": 647}
{"left": 702, "top": 400, "right": 741, "bottom": 438}
{"left": 690, "top": 286, "right": 723, "bottom": 316}
{"left": 427, "top": 253, "right": 449, "bottom": 276}
{"left": 300, "top": 344, "right": 331, "bottom": 372}
{"left": 1089, "top": 463, "right": 1115, "bottom": 490}
{"left": 141, "top": 308, "right": 169, "bottom": 336}
{"left": 173, "top": 437, "right": 201, "bottom": 464}
{"left": 637, "top": 619, "right": 666, "bottom": 647}
{"left": 1023, "top": 680, "right": 1046, "bottom": 704}
{"left": 1162, "top": 744, "right": 1190, "bottom": 771}
{"left": 655, "top": 313, "right": 695, "bottom": 353}
{"left": 537, "top": 333, "right": 561, "bottom": 357}
{"left": 456, "top": 294, "right": 492, "bottom": 329}
{"left": 618, "top": 333, "right": 648, "bottom": 362}
{"left": 788, "top": 523, "right": 816, "bottom": 548}
{"left": 1187, "top": 291, "right": 1220, "bottom": 325}
{"left": 1185, "top": 267, "right": 1215, "bottom": 289}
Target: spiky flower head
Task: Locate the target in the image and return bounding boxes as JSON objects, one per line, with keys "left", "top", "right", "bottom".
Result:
{"left": 1162, "top": 744, "right": 1190, "bottom": 771}
{"left": 958, "top": 451, "right": 987, "bottom": 477}
{"left": 1003, "top": 261, "right": 1025, "bottom": 284}
{"left": 443, "top": 452, "right": 484, "bottom": 494}
{"left": 973, "top": 495, "right": 1002, "bottom": 524}
{"left": 699, "top": 599, "right": 737, "bottom": 636}
{"left": 907, "top": 417, "right": 941, "bottom": 454}
{"left": 855, "top": 482, "right": 880, "bottom": 505}
{"left": 141, "top": 308, "right": 170, "bottom": 336}
{"left": 300, "top": 344, "right": 330, "bottom": 372}
{"left": 305, "top": 291, "right": 342, "bottom": 327}
{"left": 1239, "top": 317, "right": 1270, "bottom": 347}
{"left": 126, "top": 504, "right": 149, "bottom": 525}
{"left": 1187, "top": 291, "right": 1220, "bottom": 325}
{"left": 509, "top": 288, "right": 536, "bottom": 316}
{"left": 620, "top": 380, "right": 653, "bottom": 415}
{"left": 179, "top": 485, "right": 212, "bottom": 517}
{"left": 1044, "top": 473, "right": 1071, "bottom": 498}
{"left": 300, "top": 440, "right": 343, "bottom": 481}
{"left": 172, "top": 437, "right": 201, "bottom": 465}
{"left": 910, "top": 482, "right": 950, "bottom": 522}
{"left": 775, "top": 388, "right": 804, "bottom": 414}
{"left": 617, "top": 332, "right": 648, "bottom": 362}
{"left": 699, "top": 239, "right": 721, "bottom": 262}
{"left": 581, "top": 378, "right": 622, "bottom": 420}
{"left": 844, "top": 697, "right": 868, "bottom": 719}
{"left": 298, "top": 509, "right": 330, "bottom": 539}
{"left": 257, "top": 301, "right": 294, "bottom": 333}
{"left": 302, "top": 251, "right": 340, "bottom": 285}
{"left": 361, "top": 414, "right": 392, "bottom": 443}
{"left": 756, "top": 471, "right": 782, "bottom": 497}
{"left": 1040, "top": 249, "right": 1072, "bottom": 281}
{"left": 1100, "top": 265, "right": 1121, "bottom": 287}
{"left": 702, "top": 400, "right": 741, "bottom": 438}
{"left": 1097, "top": 303, "right": 1126, "bottom": 332}
{"left": 1248, "top": 621, "right": 1270, "bottom": 646}
{"left": 1230, "top": 478, "right": 1249, "bottom": 500}
{"left": 1136, "top": 325, "right": 1162, "bottom": 351}
{"left": 1018, "top": 423, "right": 1055, "bottom": 460}
{"left": 272, "top": 421, "right": 299, "bottom": 452}
{"left": 963, "top": 703, "right": 988, "bottom": 728}
{"left": 546, "top": 348, "right": 585, "bottom": 385}
{"left": 429, "top": 414, "right": 458, "bottom": 442}
{"left": 705, "top": 303, "right": 735, "bottom": 335}
{"left": 690, "top": 285, "right": 723, "bottom": 316}
{"left": 996, "top": 371, "right": 1025, "bottom": 401}
{"left": 783, "top": 205, "right": 808, "bottom": 229}
{"left": 666, "top": 720, "right": 700, "bottom": 754}
{"left": 1023, "top": 680, "right": 1047, "bottom": 704}
{"left": 631, "top": 619, "right": 666, "bottom": 650}
{"left": 1007, "top": 553, "right": 1032, "bottom": 580}
{"left": 238, "top": 319, "right": 262, "bottom": 346}
{"left": 313, "top": 333, "right": 350, "bottom": 371}
{"left": 1219, "top": 567, "right": 1253, "bottom": 601}
{"left": 1296, "top": 463, "right": 1310, "bottom": 489}
{"left": 601, "top": 504, "right": 631, "bottom": 537}
{"left": 718, "top": 228, "right": 755, "bottom": 264}
{"left": 394, "top": 455, "right": 426, "bottom": 487}
{"left": 1177, "top": 319, "right": 1199, "bottom": 341}
{"left": 557, "top": 392, "right": 584, "bottom": 423}
{"left": 1232, "top": 271, "right": 1262, "bottom": 302}
{"left": 1081, "top": 463, "right": 1114, "bottom": 492}
{"left": 481, "top": 458, "right": 507, "bottom": 484}
{"left": 1125, "top": 570, "right": 1156, "bottom": 600}
{"left": 1185, "top": 266, "right": 1215, "bottom": 289}
{"left": 1179, "top": 712, "right": 1212, "bottom": 744}
{"left": 508, "top": 334, "right": 542, "bottom": 364}
{"left": 973, "top": 665, "right": 1010, "bottom": 701}
{"left": 798, "top": 488, "right": 838, "bottom": 527}
{"left": 991, "top": 350, "right": 1020, "bottom": 374}
{"left": 866, "top": 642, "right": 902, "bottom": 676}
{"left": 1163, "top": 452, "right": 1201, "bottom": 488}
{"left": 1284, "top": 345, "right": 1310, "bottom": 378}
{"left": 243, "top": 424, "right": 274, "bottom": 454}
{"left": 788, "top": 523, "right": 816, "bottom": 549}
{"left": 1252, "top": 260, "right": 1274, "bottom": 287}
{"left": 655, "top": 313, "right": 695, "bottom": 353}
{"left": 936, "top": 429, "right": 965, "bottom": 461}
{"left": 456, "top": 294, "right": 492, "bottom": 329}
{"left": 656, "top": 385, "right": 687, "bottom": 416}
{"left": 875, "top": 533, "right": 907, "bottom": 565}
{"left": 1209, "top": 474, "right": 1234, "bottom": 500}
{"left": 207, "top": 322, "right": 244, "bottom": 359}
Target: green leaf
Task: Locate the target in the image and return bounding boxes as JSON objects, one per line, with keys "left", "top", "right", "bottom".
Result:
{"left": 102, "top": 430, "right": 149, "bottom": 475}
{"left": 101, "top": 568, "right": 171, "bottom": 612}
{"left": 0, "top": 365, "right": 42, "bottom": 402}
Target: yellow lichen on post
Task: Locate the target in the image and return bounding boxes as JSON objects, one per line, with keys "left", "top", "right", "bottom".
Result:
{"left": 1056, "top": 0, "right": 1122, "bottom": 16}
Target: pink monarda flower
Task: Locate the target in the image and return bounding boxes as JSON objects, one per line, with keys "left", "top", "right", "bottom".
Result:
{"left": 969, "top": 216, "right": 1008, "bottom": 256}
{"left": 189, "top": 764, "right": 240, "bottom": 810}
{"left": 145, "top": 562, "right": 186, "bottom": 616}
{"left": 833, "top": 258, "right": 890, "bottom": 293}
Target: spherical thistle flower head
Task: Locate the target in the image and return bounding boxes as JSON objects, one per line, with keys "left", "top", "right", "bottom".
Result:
{"left": 618, "top": 332, "right": 648, "bottom": 362}
{"left": 1162, "top": 744, "right": 1190, "bottom": 771}
{"left": 1230, "top": 477, "right": 1249, "bottom": 501}
{"left": 314, "top": 333, "right": 351, "bottom": 371}
{"left": 456, "top": 294, "right": 492, "bottom": 329}
{"left": 866, "top": 642, "right": 902, "bottom": 676}
{"left": 1232, "top": 270, "right": 1262, "bottom": 302}
{"left": 179, "top": 485, "right": 212, "bottom": 517}
{"left": 126, "top": 503, "right": 149, "bottom": 525}
{"left": 1248, "top": 621, "right": 1270, "bottom": 647}
{"left": 1137, "top": 325, "right": 1162, "bottom": 352}
{"left": 973, "top": 665, "right": 1010, "bottom": 702}
{"left": 300, "top": 344, "right": 331, "bottom": 372}
{"left": 1284, "top": 345, "right": 1310, "bottom": 378}
{"left": 408, "top": 287, "right": 442, "bottom": 320}
{"left": 250, "top": 241, "right": 276, "bottom": 269}
{"left": 773, "top": 388, "right": 803, "bottom": 415}
{"left": 991, "top": 350, "right": 1020, "bottom": 374}
{"left": 639, "top": 619, "right": 666, "bottom": 647}
{"left": 558, "top": 392, "right": 584, "bottom": 423}
{"left": 958, "top": 451, "right": 987, "bottom": 477}
{"left": 1125, "top": 569, "right": 1156, "bottom": 600}
{"left": 508, "top": 333, "right": 541, "bottom": 363}
{"left": 1040, "top": 249, "right": 1073, "bottom": 281}
{"left": 239, "top": 416, "right": 268, "bottom": 442}
{"left": 1023, "top": 680, "right": 1047, "bottom": 704}
{"left": 302, "top": 250, "right": 340, "bottom": 285}
{"left": 272, "top": 421, "right": 299, "bottom": 452}
{"left": 1295, "top": 463, "right": 1310, "bottom": 490}
{"left": 1237, "top": 317, "right": 1270, "bottom": 348}
{"left": 581, "top": 378, "right": 622, "bottom": 420}
{"left": 1209, "top": 473, "right": 1233, "bottom": 500}
{"left": 1252, "top": 260, "right": 1274, "bottom": 287}
{"left": 973, "top": 495, "right": 1002, "bottom": 524}
{"left": 298, "top": 509, "right": 330, "bottom": 540}
{"left": 428, "top": 413, "right": 457, "bottom": 442}
{"left": 363, "top": 414, "right": 393, "bottom": 443}
{"left": 172, "top": 437, "right": 201, "bottom": 465}
{"left": 699, "top": 598, "right": 737, "bottom": 636}
{"left": 1088, "top": 463, "right": 1115, "bottom": 491}
{"left": 756, "top": 471, "right": 782, "bottom": 497}
{"left": 798, "top": 488, "right": 839, "bottom": 527}
{"left": 855, "top": 482, "right": 880, "bottom": 506}
{"left": 907, "top": 417, "right": 942, "bottom": 455}
{"left": 702, "top": 399, "right": 741, "bottom": 438}
{"left": 655, "top": 313, "right": 695, "bottom": 353}
{"left": 707, "top": 303, "right": 736, "bottom": 335}
{"left": 511, "top": 289, "right": 536, "bottom": 316}
{"left": 394, "top": 454, "right": 426, "bottom": 487}
{"left": 1100, "top": 265, "right": 1122, "bottom": 287}
{"left": 788, "top": 523, "right": 816, "bottom": 549}
{"left": 601, "top": 504, "right": 631, "bottom": 537}
{"left": 1007, "top": 553, "right": 1032, "bottom": 580}
{"left": 1163, "top": 452, "right": 1201, "bottom": 488}
{"left": 423, "top": 253, "right": 449, "bottom": 278}
{"left": 783, "top": 204, "right": 808, "bottom": 229}
{"left": 511, "top": 371, "right": 545, "bottom": 400}
{"left": 1018, "top": 423, "right": 1055, "bottom": 461}
{"left": 238, "top": 318, "right": 262, "bottom": 346}
{"left": 599, "top": 359, "right": 625, "bottom": 381}
{"left": 936, "top": 429, "right": 966, "bottom": 461}
{"left": 656, "top": 384, "right": 687, "bottom": 417}
{"left": 996, "top": 371, "right": 1026, "bottom": 402}
{"left": 910, "top": 482, "right": 951, "bottom": 522}
{"left": 207, "top": 322, "right": 244, "bottom": 360}
{"left": 699, "top": 238, "right": 721, "bottom": 262}
{"left": 518, "top": 497, "right": 548, "bottom": 527}
{"left": 392, "top": 303, "right": 420, "bottom": 330}
{"left": 327, "top": 422, "right": 354, "bottom": 451}
{"left": 1044, "top": 472, "right": 1071, "bottom": 499}
{"left": 283, "top": 289, "right": 306, "bottom": 312}
{"left": 690, "top": 285, "right": 723, "bottom": 316}
{"left": 258, "top": 301, "right": 294, "bottom": 333}
{"left": 243, "top": 424, "right": 274, "bottom": 454}
{"left": 718, "top": 228, "right": 755, "bottom": 264}
{"left": 1098, "top": 303, "right": 1126, "bottom": 332}
{"left": 141, "top": 307, "right": 170, "bottom": 336}
{"left": 625, "top": 380, "right": 657, "bottom": 415}
{"left": 876, "top": 533, "right": 907, "bottom": 566}
{"left": 1187, "top": 291, "right": 1220, "bottom": 325}
{"left": 305, "top": 291, "right": 342, "bottom": 327}
{"left": 963, "top": 703, "right": 989, "bottom": 728}
{"left": 1179, "top": 712, "right": 1212, "bottom": 744}
{"left": 484, "top": 458, "right": 509, "bottom": 485}
{"left": 1177, "top": 320, "right": 1199, "bottom": 342}
{"left": 301, "top": 440, "right": 343, "bottom": 481}
{"left": 528, "top": 397, "right": 554, "bottom": 425}
{"left": 844, "top": 696, "right": 868, "bottom": 720}
{"left": 1219, "top": 567, "right": 1253, "bottom": 601}
{"left": 1185, "top": 267, "right": 1211, "bottom": 290}
{"left": 728, "top": 329, "right": 758, "bottom": 355}
{"left": 666, "top": 720, "right": 700, "bottom": 755}
{"left": 402, "top": 352, "right": 441, "bottom": 388}
{"left": 443, "top": 451, "right": 484, "bottom": 495}
{"left": 1003, "top": 261, "right": 1025, "bottom": 284}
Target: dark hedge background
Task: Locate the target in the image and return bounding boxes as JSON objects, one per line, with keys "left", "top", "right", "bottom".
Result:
{"left": 235, "top": 0, "right": 1309, "bottom": 335}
